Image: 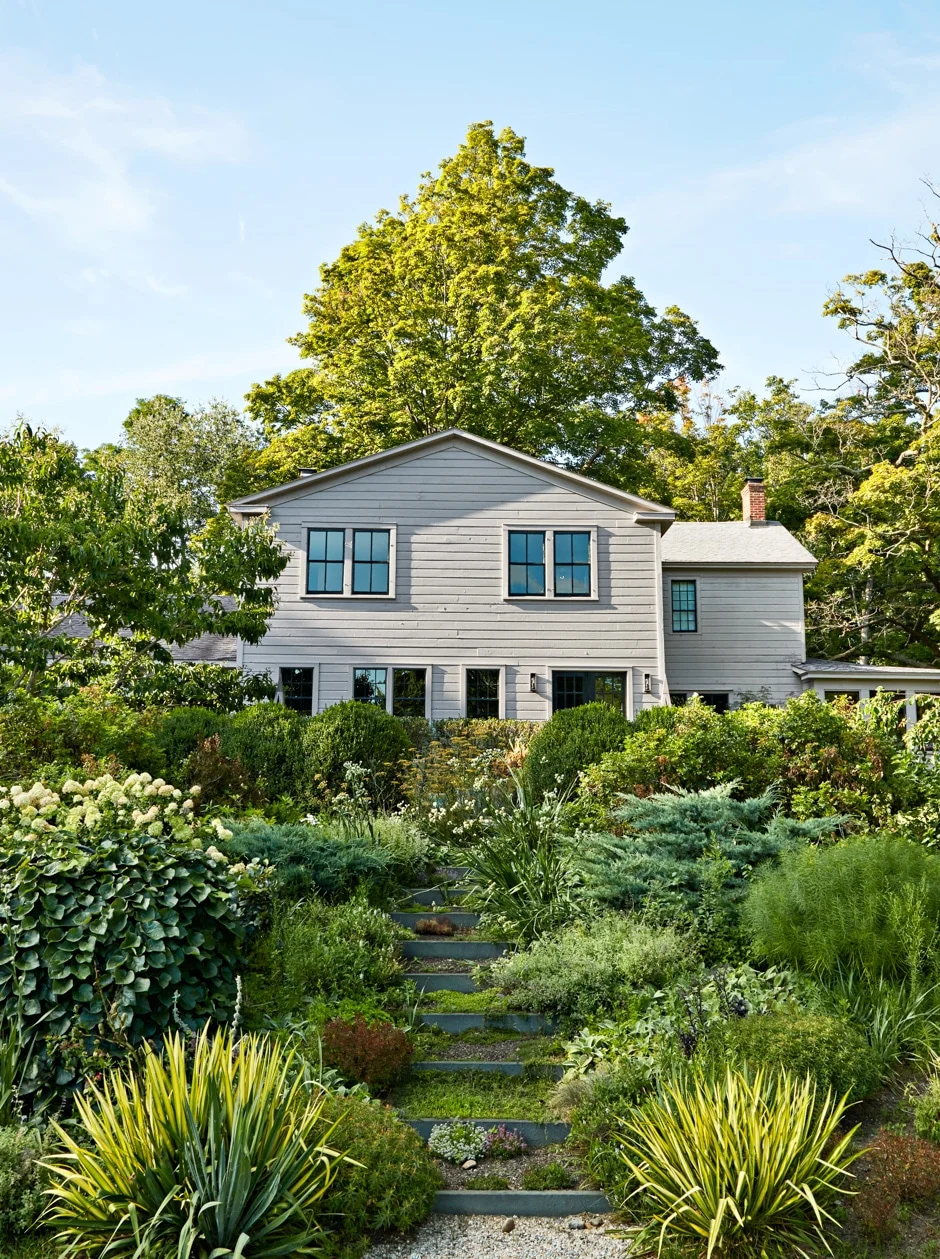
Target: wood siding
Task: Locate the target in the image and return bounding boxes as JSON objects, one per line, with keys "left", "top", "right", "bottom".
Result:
{"left": 662, "top": 567, "right": 806, "bottom": 705}
{"left": 240, "top": 446, "right": 665, "bottom": 718}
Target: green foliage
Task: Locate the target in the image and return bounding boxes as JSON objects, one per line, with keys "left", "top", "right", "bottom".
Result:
{"left": 44, "top": 1028, "right": 344, "bottom": 1258}
{"left": 317, "top": 1096, "right": 440, "bottom": 1257}
{"left": 912, "top": 1055, "right": 940, "bottom": 1143}
{"left": 467, "top": 1173, "right": 509, "bottom": 1190}
{"left": 0, "top": 1126, "right": 46, "bottom": 1240}
{"left": 821, "top": 970, "right": 940, "bottom": 1078}
{"left": 427, "top": 1121, "right": 488, "bottom": 1163}
{"left": 302, "top": 700, "right": 413, "bottom": 806}
{"left": 523, "top": 702, "right": 629, "bottom": 801}
{"left": 119, "top": 662, "right": 274, "bottom": 713}
{"left": 521, "top": 1161, "right": 574, "bottom": 1190}
{"left": 725, "top": 1011, "right": 880, "bottom": 1102}
{"left": 152, "top": 705, "right": 228, "bottom": 771}
{"left": 617, "top": 1068, "right": 859, "bottom": 1257}
{"left": 390, "top": 1070, "right": 550, "bottom": 1120}
{"left": 579, "top": 782, "right": 838, "bottom": 919}
{"left": 488, "top": 915, "right": 688, "bottom": 1021}
{"left": 225, "top": 819, "right": 393, "bottom": 900}
{"left": 322, "top": 1015, "right": 413, "bottom": 1092}
{"left": 745, "top": 832, "right": 940, "bottom": 979}
{"left": 220, "top": 701, "right": 306, "bottom": 800}
{"left": 244, "top": 897, "right": 403, "bottom": 1020}
{"left": 568, "top": 1065, "right": 657, "bottom": 1196}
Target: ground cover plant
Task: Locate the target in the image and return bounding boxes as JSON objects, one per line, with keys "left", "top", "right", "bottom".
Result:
{"left": 390, "top": 1070, "right": 552, "bottom": 1120}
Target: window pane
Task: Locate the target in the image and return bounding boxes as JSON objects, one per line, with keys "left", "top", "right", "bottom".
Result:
{"left": 354, "top": 667, "right": 387, "bottom": 706}
{"left": 281, "top": 666, "right": 314, "bottom": 714}
{"left": 593, "top": 674, "right": 625, "bottom": 708}
{"left": 307, "top": 530, "right": 345, "bottom": 593}
{"left": 353, "top": 531, "right": 372, "bottom": 560}
{"left": 552, "top": 673, "right": 585, "bottom": 710}
{"left": 351, "top": 531, "right": 391, "bottom": 594}
{"left": 555, "top": 533, "right": 572, "bottom": 564}
{"left": 554, "top": 532, "right": 591, "bottom": 598}
{"left": 570, "top": 565, "right": 590, "bottom": 595}
{"left": 527, "top": 565, "right": 545, "bottom": 595}
{"left": 509, "top": 564, "right": 529, "bottom": 595}
{"left": 555, "top": 567, "right": 572, "bottom": 596}
{"left": 571, "top": 533, "right": 590, "bottom": 563}
{"left": 467, "top": 669, "right": 500, "bottom": 718}
{"left": 527, "top": 533, "right": 544, "bottom": 563}
{"left": 393, "top": 668, "right": 426, "bottom": 717}
{"left": 509, "top": 532, "right": 527, "bottom": 563}
{"left": 671, "top": 580, "right": 697, "bottom": 632}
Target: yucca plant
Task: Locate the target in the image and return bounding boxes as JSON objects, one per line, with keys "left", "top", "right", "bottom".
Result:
{"left": 44, "top": 1027, "right": 347, "bottom": 1259}
{"left": 618, "top": 1068, "right": 860, "bottom": 1258}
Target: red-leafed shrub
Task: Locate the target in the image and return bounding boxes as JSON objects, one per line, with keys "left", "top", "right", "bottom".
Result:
{"left": 415, "top": 917, "right": 455, "bottom": 936}
{"left": 854, "top": 1130, "right": 940, "bottom": 1235}
{"left": 322, "top": 1015, "right": 413, "bottom": 1092}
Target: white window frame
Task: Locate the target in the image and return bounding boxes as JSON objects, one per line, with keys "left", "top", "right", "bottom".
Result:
{"left": 275, "top": 663, "right": 320, "bottom": 714}
{"left": 501, "top": 524, "right": 599, "bottom": 601}
{"left": 460, "top": 664, "right": 507, "bottom": 719}
{"left": 299, "top": 525, "right": 397, "bottom": 599}
{"left": 349, "top": 664, "right": 432, "bottom": 718}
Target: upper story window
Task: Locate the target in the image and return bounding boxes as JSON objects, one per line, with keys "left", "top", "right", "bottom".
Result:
{"left": 506, "top": 527, "right": 597, "bottom": 599}
{"left": 554, "top": 532, "right": 591, "bottom": 597}
{"left": 302, "top": 526, "right": 395, "bottom": 598}
{"left": 508, "top": 531, "right": 546, "bottom": 596}
{"left": 352, "top": 530, "right": 390, "bottom": 594}
{"left": 671, "top": 579, "right": 697, "bottom": 632}
{"left": 306, "top": 529, "right": 344, "bottom": 594}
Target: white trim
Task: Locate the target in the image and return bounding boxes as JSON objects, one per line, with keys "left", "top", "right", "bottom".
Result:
{"left": 459, "top": 664, "right": 507, "bottom": 719}
{"left": 298, "top": 525, "right": 397, "bottom": 600}
{"left": 348, "top": 663, "right": 432, "bottom": 718}
{"left": 543, "top": 663, "right": 635, "bottom": 719}
{"left": 652, "top": 525, "right": 668, "bottom": 706}
{"left": 501, "top": 524, "right": 599, "bottom": 602}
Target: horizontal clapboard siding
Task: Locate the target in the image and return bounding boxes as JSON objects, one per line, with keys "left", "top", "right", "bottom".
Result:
{"left": 663, "top": 568, "right": 805, "bottom": 705}
{"left": 241, "top": 446, "right": 664, "bottom": 718}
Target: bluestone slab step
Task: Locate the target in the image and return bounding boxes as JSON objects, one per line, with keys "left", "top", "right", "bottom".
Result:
{"left": 418, "top": 1012, "right": 555, "bottom": 1034}
{"left": 402, "top": 940, "right": 507, "bottom": 960}
{"left": 404, "top": 972, "right": 477, "bottom": 993}
{"left": 412, "top": 1060, "right": 565, "bottom": 1079}
{"left": 406, "top": 1118, "right": 570, "bottom": 1148}
{"left": 434, "top": 1189, "right": 611, "bottom": 1216}
{"left": 392, "top": 910, "right": 479, "bottom": 930}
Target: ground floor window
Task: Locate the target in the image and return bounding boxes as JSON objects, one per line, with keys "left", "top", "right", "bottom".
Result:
{"left": 671, "top": 691, "right": 730, "bottom": 713}
{"left": 354, "top": 667, "right": 388, "bottom": 707}
{"left": 466, "top": 668, "right": 500, "bottom": 718}
{"left": 552, "top": 671, "right": 626, "bottom": 713}
{"left": 353, "top": 666, "right": 428, "bottom": 716}
{"left": 281, "top": 666, "right": 315, "bottom": 714}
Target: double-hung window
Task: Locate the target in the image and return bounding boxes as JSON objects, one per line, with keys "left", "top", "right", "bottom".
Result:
{"left": 353, "top": 666, "right": 428, "bottom": 717}
{"left": 506, "top": 527, "right": 597, "bottom": 599}
{"left": 508, "top": 531, "right": 546, "bottom": 596}
{"left": 352, "top": 530, "right": 390, "bottom": 594}
{"left": 303, "top": 527, "right": 395, "bottom": 597}
{"left": 466, "top": 668, "right": 501, "bottom": 718}
{"left": 671, "top": 580, "right": 697, "bottom": 632}
{"left": 306, "top": 530, "right": 344, "bottom": 594}
{"left": 554, "top": 532, "right": 591, "bottom": 597}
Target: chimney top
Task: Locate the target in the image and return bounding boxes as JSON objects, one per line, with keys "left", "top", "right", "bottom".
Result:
{"left": 297, "top": 468, "right": 317, "bottom": 478}
{"left": 741, "top": 477, "right": 766, "bottom": 525}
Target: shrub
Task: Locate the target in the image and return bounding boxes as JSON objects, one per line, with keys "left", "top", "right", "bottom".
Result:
{"left": 322, "top": 1015, "right": 413, "bottom": 1092}
{"left": 484, "top": 1124, "right": 528, "bottom": 1159}
{"left": 468, "top": 1173, "right": 509, "bottom": 1190}
{"left": 151, "top": 705, "right": 228, "bottom": 771}
{"left": 44, "top": 1028, "right": 345, "bottom": 1257}
{"left": 181, "top": 733, "right": 261, "bottom": 807}
{"left": 568, "top": 1064, "right": 655, "bottom": 1199}
{"left": 725, "top": 1011, "right": 880, "bottom": 1102}
{"left": 317, "top": 1095, "right": 440, "bottom": 1257}
{"left": 245, "top": 897, "right": 403, "bottom": 1019}
{"left": 488, "top": 915, "right": 688, "bottom": 1021}
{"left": 415, "top": 916, "right": 456, "bottom": 936}
{"left": 225, "top": 819, "right": 392, "bottom": 900}
{"left": 523, "top": 702, "right": 629, "bottom": 801}
{"left": 745, "top": 832, "right": 940, "bottom": 979}
{"left": 118, "top": 661, "right": 275, "bottom": 712}
{"left": 617, "top": 1068, "right": 859, "bottom": 1256}
{"left": 0, "top": 776, "right": 268, "bottom": 1097}
{"left": 220, "top": 701, "right": 306, "bottom": 799}
{"left": 522, "top": 1161, "right": 574, "bottom": 1190}
{"left": 0, "top": 1125, "right": 46, "bottom": 1239}
{"left": 912, "top": 1057, "right": 940, "bottom": 1143}
{"left": 303, "top": 701, "right": 413, "bottom": 807}
{"left": 427, "top": 1120, "right": 488, "bottom": 1163}
{"left": 853, "top": 1130, "right": 940, "bottom": 1236}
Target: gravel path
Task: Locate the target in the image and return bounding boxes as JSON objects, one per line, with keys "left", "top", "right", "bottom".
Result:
{"left": 364, "top": 1214, "right": 630, "bottom": 1258}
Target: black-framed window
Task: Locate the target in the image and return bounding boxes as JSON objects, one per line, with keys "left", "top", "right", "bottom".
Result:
{"left": 281, "top": 666, "right": 314, "bottom": 714}
{"left": 554, "top": 532, "right": 591, "bottom": 597}
{"left": 508, "top": 531, "right": 545, "bottom": 596}
{"left": 467, "top": 668, "right": 500, "bottom": 718}
{"left": 354, "top": 667, "right": 387, "bottom": 706}
{"left": 352, "top": 530, "right": 390, "bottom": 594}
{"left": 824, "top": 690, "right": 860, "bottom": 704}
{"left": 392, "top": 668, "right": 427, "bottom": 717}
{"left": 306, "top": 529, "right": 345, "bottom": 593}
{"left": 672, "top": 691, "right": 729, "bottom": 713}
{"left": 552, "top": 671, "right": 626, "bottom": 713}
{"left": 671, "top": 580, "right": 698, "bottom": 632}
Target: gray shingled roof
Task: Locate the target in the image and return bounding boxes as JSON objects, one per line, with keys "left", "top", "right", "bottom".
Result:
{"left": 661, "top": 521, "right": 816, "bottom": 568}
{"left": 52, "top": 601, "right": 238, "bottom": 666}
{"left": 795, "top": 659, "right": 940, "bottom": 679}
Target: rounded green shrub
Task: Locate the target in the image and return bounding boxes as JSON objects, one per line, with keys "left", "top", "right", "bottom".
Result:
{"left": 220, "top": 701, "right": 306, "bottom": 799}
{"left": 302, "top": 700, "right": 413, "bottom": 806}
{"left": 225, "top": 820, "right": 391, "bottom": 900}
{"left": 152, "top": 705, "right": 228, "bottom": 772}
{"left": 725, "top": 1011, "right": 881, "bottom": 1101}
{"left": 0, "top": 1125, "right": 46, "bottom": 1239}
{"left": 523, "top": 702, "right": 629, "bottom": 801}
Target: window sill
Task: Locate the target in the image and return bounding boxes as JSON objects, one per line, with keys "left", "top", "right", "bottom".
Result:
{"left": 299, "top": 593, "right": 396, "bottom": 600}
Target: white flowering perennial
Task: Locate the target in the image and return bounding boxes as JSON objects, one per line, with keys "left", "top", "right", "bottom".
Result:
{"left": 426, "top": 1121, "right": 488, "bottom": 1164}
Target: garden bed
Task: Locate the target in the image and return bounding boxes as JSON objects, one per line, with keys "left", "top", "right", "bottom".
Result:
{"left": 390, "top": 1069, "right": 554, "bottom": 1120}
{"left": 434, "top": 1141, "right": 585, "bottom": 1190}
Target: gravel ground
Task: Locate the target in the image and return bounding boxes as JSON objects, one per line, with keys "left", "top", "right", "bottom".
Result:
{"left": 435, "top": 1142, "right": 583, "bottom": 1189}
{"left": 364, "top": 1214, "right": 630, "bottom": 1259}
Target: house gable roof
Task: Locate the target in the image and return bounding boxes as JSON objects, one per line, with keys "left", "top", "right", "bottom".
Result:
{"left": 227, "top": 429, "right": 677, "bottom": 525}
{"left": 661, "top": 521, "right": 816, "bottom": 570}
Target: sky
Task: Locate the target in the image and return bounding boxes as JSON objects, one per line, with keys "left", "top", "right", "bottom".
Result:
{"left": 2, "top": 0, "right": 940, "bottom": 449}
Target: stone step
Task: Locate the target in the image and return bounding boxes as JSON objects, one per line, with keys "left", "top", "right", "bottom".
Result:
{"left": 405, "top": 972, "right": 477, "bottom": 993}
{"left": 412, "top": 1060, "right": 564, "bottom": 1079}
{"left": 406, "top": 886, "right": 470, "bottom": 907}
{"left": 419, "top": 1012, "right": 555, "bottom": 1035}
{"left": 434, "top": 1189, "right": 611, "bottom": 1216}
{"left": 402, "top": 939, "right": 507, "bottom": 960}
{"left": 392, "top": 911, "right": 480, "bottom": 930}
{"left": 434, "top": 866, "right": 472, "bottom": 882}
{"left": 406, "top": 1118, "right": 570, "bottom": 1148}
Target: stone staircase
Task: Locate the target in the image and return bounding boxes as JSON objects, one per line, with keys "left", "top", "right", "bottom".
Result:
{"left": 396, "top": 871, "right": 611, "bottom": 1218}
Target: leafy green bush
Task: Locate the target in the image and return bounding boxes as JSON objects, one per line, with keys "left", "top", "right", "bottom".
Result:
{"left": 151, "top": 705, "right": 228, "bottom": 771}
{"left": 303, "top": 700, "right": 413, "bottom": 806}
{"left": 318, "top": 1096, "right": 440, "bottom": 1258}
{"left": 0, "top": 1125, "right": 46, "bottom": 1239}
{"left": 45, "top": 1028, "right": 344, "bottom": 1257}
{"left": 568, "top": 1064, "right": 655, "bottom": 1193}
{"left": 616, "top": 1068, "right": 859, "bottom": 1253}
{"left": 225, "top": 819, "right": 392, "bottom": 900}
{"left": 523, "top": 702, "right": 629, "bottom": 801}
{"left": 118, "top": 661, "right": 275, "bottom": 712}
{"left": 912, "top": 1056, "right": 940, "bottom": 1143}
{"left": 220, "top": 701, "right": 306, "bottom": 799}
{"left": 725, "top": 1011, "right": 880, "bottom": 1102}
{"left": 745, "top": 833, "right": 940, "bottom": 979}
{"left": 579, "top": 782, "right": 838, "bottom": 920}
{"left": 0, "top": 775, "right": 267, "bottom": 1095}
{"left": 488, "top": 915, "right": 688, "bottom": 1021}
{"left": 245, "top": 896, "right": 403, "bottom": 1019}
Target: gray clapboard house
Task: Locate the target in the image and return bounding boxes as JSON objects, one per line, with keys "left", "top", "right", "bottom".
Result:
{"left": 227, "top": 430, "right": 940, "bottom": 719}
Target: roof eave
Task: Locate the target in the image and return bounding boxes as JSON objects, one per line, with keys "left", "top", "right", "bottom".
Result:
{"left": 661, "top": 560, "right": 817, "bottom": 571}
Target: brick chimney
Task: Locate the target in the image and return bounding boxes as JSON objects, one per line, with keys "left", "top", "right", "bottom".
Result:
{"left": 741, "top": 477, "right": 766, "bottom": 524}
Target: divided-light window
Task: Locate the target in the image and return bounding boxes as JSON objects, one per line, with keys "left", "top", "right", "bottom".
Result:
{"left": 303, "top": 527, "right": 395, "bottom": 597}
{"left": 353, "top": 666, "right": 428, "bottom": 716}
{"left": 506, "top": 528, "right": 596, "bottom": 598}
{"left": 671, "top": 580, "right": 697, "bottom": 632}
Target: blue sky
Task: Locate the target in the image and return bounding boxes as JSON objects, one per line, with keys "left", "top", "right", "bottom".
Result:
{"left": 2, "top": 0, "right": 940, "bottom": 448}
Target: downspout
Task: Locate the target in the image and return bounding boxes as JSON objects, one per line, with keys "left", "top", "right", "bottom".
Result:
{"left": 652, "top": 522, "right": 669, "bottom": 707}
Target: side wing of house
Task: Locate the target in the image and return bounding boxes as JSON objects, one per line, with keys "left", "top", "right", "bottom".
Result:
{"left": 231, "top": 434, "right": 672, "bottom": 720}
